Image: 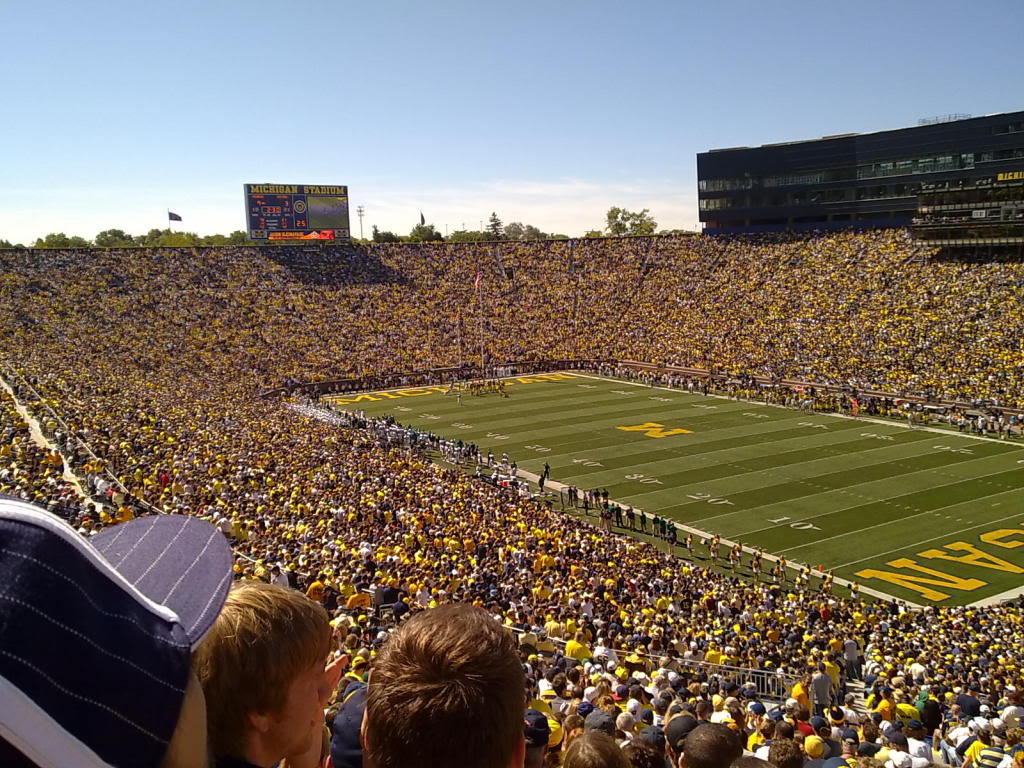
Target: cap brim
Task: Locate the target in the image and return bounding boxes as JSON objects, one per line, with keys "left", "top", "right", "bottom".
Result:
{"left": 92, "top": 515, "right": 233, "bottom": 647}
{"left": 0, "top": 499, "right": 224, "bottom": 768}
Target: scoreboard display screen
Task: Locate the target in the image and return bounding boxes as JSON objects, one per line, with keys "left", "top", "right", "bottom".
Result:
{"left": 244, "top": 183, "right": 350, "bottom": 240}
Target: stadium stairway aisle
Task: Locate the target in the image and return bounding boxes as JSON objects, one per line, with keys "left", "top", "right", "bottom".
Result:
{"left": 0, "top": 372, "right": 99, "bottom": 512}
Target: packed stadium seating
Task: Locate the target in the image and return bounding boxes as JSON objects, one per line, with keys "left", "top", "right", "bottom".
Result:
{"left": 3, "top": 231, "right": 1024, "bottom": 766}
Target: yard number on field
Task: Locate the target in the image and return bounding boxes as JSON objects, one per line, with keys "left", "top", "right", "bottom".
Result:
{"left": 617, "top": 422, "right": 693, "bottom": 438}
{"left": 626, "top": 473, "right": 663, "bottom": 485}
{"left": 766, "top": 515, "right": 822, "bottom": 531}
{"left": 686, "top": 492, "right": 733, "bottom": 505}
{"left": 861, "top": 432, "right": 895, "bottom": 441}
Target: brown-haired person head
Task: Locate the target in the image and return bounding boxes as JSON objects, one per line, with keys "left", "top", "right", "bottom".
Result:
{"left": 681, "top": 723, "right": 743, "bottom": 768}
{"left": 192, "top": 580, "right": 336, "bottom": 768}
{"left": 361, "top": 603, "right": 526, "bottom": 768}
{"left": 563, "top": 714, "right": 587, "bottom": 753}
{"left": 767, "top": 738, "right": 805, "bottom": 768}
{"left": 623, "top": 739, "right": 664, "bottom": 768}
{"left": 562, "top": 731, "right": 630, "bottom": 768}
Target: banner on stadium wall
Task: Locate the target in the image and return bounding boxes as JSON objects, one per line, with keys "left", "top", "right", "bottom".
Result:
{"left": 266, "top": 230, "right": 336, "bottom": 241}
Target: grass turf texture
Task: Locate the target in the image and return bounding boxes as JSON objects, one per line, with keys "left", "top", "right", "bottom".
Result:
{"left": 325, "top": 374, "right": 1024, "bottom": 607}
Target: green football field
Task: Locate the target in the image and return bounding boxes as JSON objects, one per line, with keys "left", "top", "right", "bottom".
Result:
{"left": 324, "top": 373, "right": 1024, "bottom": 607}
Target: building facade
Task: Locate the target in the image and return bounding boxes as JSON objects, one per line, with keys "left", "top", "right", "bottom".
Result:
{"left": 911, "top": 171, "right": 1024, "bottom": 251}
{"left": 697, "top": 111, "right": 1024, "bottom": 237}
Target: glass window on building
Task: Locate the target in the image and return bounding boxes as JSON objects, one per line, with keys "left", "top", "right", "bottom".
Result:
{"left": 993, "top": 121, "right": 1024, "bottom": 134}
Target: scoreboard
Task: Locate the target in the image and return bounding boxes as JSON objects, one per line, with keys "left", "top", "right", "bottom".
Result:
{"left": 244, "top": 183, "right": 350, "bottom": 240}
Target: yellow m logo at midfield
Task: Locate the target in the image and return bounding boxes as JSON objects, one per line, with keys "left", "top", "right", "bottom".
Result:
{"left": 617, "top": 422, "right": 693, "bottom": 439}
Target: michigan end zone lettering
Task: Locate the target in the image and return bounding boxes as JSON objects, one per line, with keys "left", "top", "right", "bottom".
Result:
{"left": 855, "top": 527, "right": 1024, "bottom": 602}
{"left": 327, "top": 373, "right": 580, "bottom": 405}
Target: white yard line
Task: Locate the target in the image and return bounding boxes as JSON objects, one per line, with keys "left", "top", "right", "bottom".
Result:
{"left": 824, "top": 410, "right": 1022, "bottom": 446}
{"left": 513, "top": 468, "right": 916, "bottom": 607}
{"left": 726, "top": 456, "right": 1024, "bottom": 539}
{"left": 828, "top": 503, "right": 1024, "bottom": 569}
{"left": 568, "top": 373, "right": 1024, "bottom": 606}
{"left": 576, "top": 372, "right": 1024, "bottom": 449}
{"left": 585, "top": 419, "right": 934, "bottom": 480}
{"left": 771, "top": 485, "right": 1024, "bottom": 556}
{"left": 611, "top": 434, "right": 1024, "bottom": 534}
{"left": 970, "top": 583, "right": 1024, "bottom": 607}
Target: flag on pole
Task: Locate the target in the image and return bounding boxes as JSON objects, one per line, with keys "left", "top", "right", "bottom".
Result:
{"left": 474, "top": 270, "right": 482, "bottom": 290}
{"left": 419, "top": 211, "right": 425, "bottom": 226}
{"left": 168, "top": 212, "right": 182, "bottom": 222}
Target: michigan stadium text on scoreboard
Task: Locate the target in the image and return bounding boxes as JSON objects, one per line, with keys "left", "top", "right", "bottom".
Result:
{"left": 243, "top": 183, "right": 350, "bottom": 241}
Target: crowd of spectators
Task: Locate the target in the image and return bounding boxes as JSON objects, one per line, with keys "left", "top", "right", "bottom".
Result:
{"left": 2, "top": 232, "right": 1024, "bottom": 766}
{"left": 0, "top": 390, "right": 94, "bottom": 524}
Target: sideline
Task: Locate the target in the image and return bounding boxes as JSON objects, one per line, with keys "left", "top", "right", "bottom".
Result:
{"left": 971, "top": 583, "right": 1024, "bottom": 607}
{"left": 824, "top": 410, "right": 1024, "bottom": 445}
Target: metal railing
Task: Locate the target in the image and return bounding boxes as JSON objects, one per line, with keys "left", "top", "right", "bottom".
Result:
{"left": 505, "top": 626, "right": 803, "bottom": 704}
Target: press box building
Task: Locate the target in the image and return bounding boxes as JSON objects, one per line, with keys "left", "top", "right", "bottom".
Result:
{"left": 697, "top": 110, "right": 1024, "bottom": 250}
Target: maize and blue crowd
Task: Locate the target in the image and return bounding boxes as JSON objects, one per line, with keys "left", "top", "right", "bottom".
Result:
{"left": 2, "top": 231, "right": 1024, "bottom": 768}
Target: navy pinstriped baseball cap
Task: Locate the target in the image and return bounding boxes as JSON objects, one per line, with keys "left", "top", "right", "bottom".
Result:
{"left": 0, "top": 496, "right": 233, "bottom": 767}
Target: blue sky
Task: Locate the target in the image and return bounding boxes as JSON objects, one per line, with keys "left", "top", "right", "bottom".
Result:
{"left": 0, "top": 0, "right": 1020, "bottom": 243}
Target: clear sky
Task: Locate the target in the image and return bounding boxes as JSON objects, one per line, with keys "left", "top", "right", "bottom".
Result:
{"left": 1, "top": 0, "right": 1020, "bottom": 243}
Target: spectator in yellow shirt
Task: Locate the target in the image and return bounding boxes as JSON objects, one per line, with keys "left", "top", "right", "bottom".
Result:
{"left": 565, "top": 631, "right": 592, "bottom": 662}
{"left": 874, "top": 687, "right": 896, "bottom": 722}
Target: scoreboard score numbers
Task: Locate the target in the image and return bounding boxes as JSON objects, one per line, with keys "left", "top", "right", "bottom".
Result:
{"left": 244, "top": 183, "right": 350, "bottom": 241}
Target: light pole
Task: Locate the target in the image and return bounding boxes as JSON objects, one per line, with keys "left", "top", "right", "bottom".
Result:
{"left": 356, "top": 205, "right": 365, "bottom": 240}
